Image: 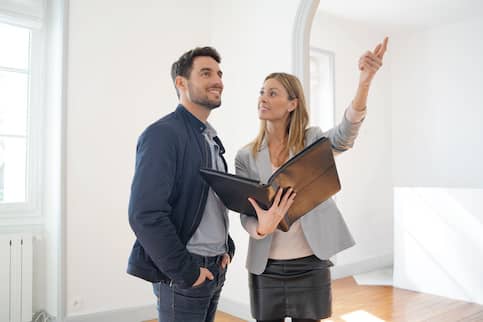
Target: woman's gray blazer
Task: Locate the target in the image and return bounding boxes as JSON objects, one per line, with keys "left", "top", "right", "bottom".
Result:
{"left": 235, "top": 113, "right": 364, "bottom": 274}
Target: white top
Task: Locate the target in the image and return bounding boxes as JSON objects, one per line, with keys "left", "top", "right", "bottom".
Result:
{"left": 268, "top": 165, "right": 314, "bottom": 259}
{"left": 269, "top": 221, "right": 313, "bottom": 259}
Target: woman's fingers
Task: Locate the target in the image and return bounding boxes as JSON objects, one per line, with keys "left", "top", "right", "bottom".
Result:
{"left": 360, "top": 37, "right": 389, "bottom": 71}
{"left": 278, "top": 188, "right": 296, "bottom": 213}
{"left": 271, "top": 188, "right": 292, "bottom": 209}
{"left": 272, "top": 188, "right": 284, "bottom": 208}
{"left": 248, "top": 197, "right": 263, "bottom": 214}
{"left": 250, "top": 187, "right": 296, "bottom": 221}
{"left": 372, "top": 37, "right": 389, "bottom": 59}
{"left": 359, "top": 52, "right": 382, "bottom": 70}
{"left": 360, "top": 60, "right": 380, "bottom": 72}
{"left": 280, "top": 188, "right": 294, "bottom": 206}
{"left": 377, "top": 37, "right": 389, "bottom": 59}
{"left": 280, "top": 191, "right": 296, "bottom": 214}
{"left": 362, "top": 52, "right": 382, "bottom": 66}
{"left": 359, "top": 53, "right": 383, "bottom": 74}
{"left": 373, "top": 43, "right": 382, "bottom": 55}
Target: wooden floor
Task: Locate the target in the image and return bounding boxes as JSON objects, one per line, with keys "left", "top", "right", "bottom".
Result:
{"left": 325, "top": 277, "right": 483, "bottom": 322}
{"left": 146, "top": 277, "right": 483, "bottom": 322}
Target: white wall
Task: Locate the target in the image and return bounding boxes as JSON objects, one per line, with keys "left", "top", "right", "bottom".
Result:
{"left": 394, "top": 187, "right": 483, "bottom": 305}
{"left": 392, "top": 15, "right": 483, "bottom": 305}
{"left": 391, "top": 16, "right": 483, "bottom": 188}
{"left": 310, "top": 11, "right": 393, "bottom": 273}
{"left": 66, "top": 0, "right": 216, "bottom": 317}
{"left": 66, "top": 0, "right": 302, "bottom": 320}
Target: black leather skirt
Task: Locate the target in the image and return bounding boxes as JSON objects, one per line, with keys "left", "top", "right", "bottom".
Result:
{"left": 249, "top": 255, "right": 333, "bottom": 320}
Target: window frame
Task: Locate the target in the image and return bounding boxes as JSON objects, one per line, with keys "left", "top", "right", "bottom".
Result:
{"left": 309, "top": 47, "right": 336, "bottom": 131}
{"left": 0, "top": 18, "right": 44, "bottom": 221}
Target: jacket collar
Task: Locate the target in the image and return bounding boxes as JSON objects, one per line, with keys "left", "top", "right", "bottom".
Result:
{"left": 175, "top": 104, "right": 207, "bottom": 133}
{"left": 175, "top": 104, "right": 226, "bottom": 157}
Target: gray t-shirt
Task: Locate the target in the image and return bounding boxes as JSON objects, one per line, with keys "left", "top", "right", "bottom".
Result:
{"left": 186, "top": 122, "right": 229, "bottom": 256}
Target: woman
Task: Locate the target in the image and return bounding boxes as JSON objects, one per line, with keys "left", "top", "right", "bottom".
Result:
{"left": 235, "top": 37, "right": 388, "bottom": 322}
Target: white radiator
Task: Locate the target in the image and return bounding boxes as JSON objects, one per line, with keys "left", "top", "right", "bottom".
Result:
{"left": 0, "top": 234, "right": 33, "bottom": 322}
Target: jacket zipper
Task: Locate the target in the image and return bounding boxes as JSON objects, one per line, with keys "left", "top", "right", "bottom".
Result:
{"left": 187, "top": 133, "right": 210, "bottom": 239}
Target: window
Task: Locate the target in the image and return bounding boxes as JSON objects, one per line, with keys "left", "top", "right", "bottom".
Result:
{"left": 0, "top": 17, "right": 43, "bottom": 217}
{"left": 0, "top": 23, "right": 30, "bottom": 203}
{"left": 309, "top": 48, "right": 335, "bottom": 131}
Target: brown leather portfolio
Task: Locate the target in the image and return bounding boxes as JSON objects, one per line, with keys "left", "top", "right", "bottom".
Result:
{"left": 200, "top": 137, "right": 341, "bottom": 231}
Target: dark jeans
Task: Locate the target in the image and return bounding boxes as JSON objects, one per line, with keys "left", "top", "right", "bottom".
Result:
{"left": 152, "top": 254, "right": 226, "bottom": 322}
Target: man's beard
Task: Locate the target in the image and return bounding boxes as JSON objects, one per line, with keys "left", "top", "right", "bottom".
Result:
{"left": 188, "top": 83, "right": 222, "bottom": 110}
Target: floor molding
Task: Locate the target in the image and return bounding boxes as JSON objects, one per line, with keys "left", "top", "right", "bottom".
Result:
{"left": 63, "top": 256, "right": 393, "bottom": 322}
{"left": 331, "top": 253, "right": 393, "bottom": 280}
{"left": 65, "top": 304, "right": 156, "bottom": 322}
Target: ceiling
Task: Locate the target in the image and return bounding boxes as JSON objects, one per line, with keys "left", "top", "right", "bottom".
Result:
{"left": 317, "top": 0, "right": 483, "bottom": 30}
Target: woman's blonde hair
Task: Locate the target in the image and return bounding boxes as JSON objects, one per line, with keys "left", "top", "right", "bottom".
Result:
{"left": 250, "top": 72, "right": 309, "bottom": 157}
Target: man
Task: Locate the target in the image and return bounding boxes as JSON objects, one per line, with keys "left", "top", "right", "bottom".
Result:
{"left": 127, "top": 47, "right": 235, "bottom": 322}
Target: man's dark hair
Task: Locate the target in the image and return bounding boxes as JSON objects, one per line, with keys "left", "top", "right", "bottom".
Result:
{"left": 171, "top": 47, "right": 221, "bottom": 98}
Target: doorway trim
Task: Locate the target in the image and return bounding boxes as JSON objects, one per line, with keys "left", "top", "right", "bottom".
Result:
{"left": 292, "top": 0, "right": 320, "bottom": 100}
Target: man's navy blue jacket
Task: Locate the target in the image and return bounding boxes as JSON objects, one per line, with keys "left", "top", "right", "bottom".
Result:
{"left": 127, "top": 105, "right": 235, "bottom": 289}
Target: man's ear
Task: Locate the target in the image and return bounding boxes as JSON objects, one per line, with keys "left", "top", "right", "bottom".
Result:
{"left": 288, "top": 98, "right": 298, "bottom": 112}
{"left": 175, "top": 75, "right": 187, "bottom": 92}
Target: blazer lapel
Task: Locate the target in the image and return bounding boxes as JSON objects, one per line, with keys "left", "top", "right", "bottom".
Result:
{"left": 255, "top": 145, "right": 273, "bottom": 184}
{"left": 255, "top": 139, "right": 296, "bottom": 184}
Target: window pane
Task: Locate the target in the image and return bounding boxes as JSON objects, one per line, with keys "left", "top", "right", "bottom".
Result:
{"left": 310, "top": 51, "right": 335, "bottom": 131}
{"left": 0, "top": 137, "right": 27, "bottom": 203}
{"left": 0, "top": 23, "right": 30, "bottom": 70}
{"left": 0, "top": 71, "right": 29, "bottom": 136}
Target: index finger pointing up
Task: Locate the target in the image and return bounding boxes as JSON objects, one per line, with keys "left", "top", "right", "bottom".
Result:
{"left": 376, "top": 36, "right": 389, "bottom": 59}
{"left": 373, "top": 43, "right": 382, "bottom": 55}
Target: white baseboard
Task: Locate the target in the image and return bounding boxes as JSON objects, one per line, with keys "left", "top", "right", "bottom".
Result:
{"left": 331, "top": 253, "right": 393, "bottom": 280}
{"left": 64, "top": 301, "right": 249, "bottom": 322}
{"left": 65, "top": 305, "right": 156, "bottom": 322}
{"left": 62, "top": 255, "right": 392, "bottom": 322}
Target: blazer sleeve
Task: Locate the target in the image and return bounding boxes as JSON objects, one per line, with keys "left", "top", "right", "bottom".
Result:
{"left": 128, "top": 126, "right": 200, "bottom": 288}
{"left": 235, "top": 148, "right": 266, "bottom": 240}
{"left": 321, "top": 103, "right": 365, "bottom": 154}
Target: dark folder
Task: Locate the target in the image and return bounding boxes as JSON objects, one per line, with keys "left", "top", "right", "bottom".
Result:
{"left": 200, "top": 137, "right": 341, "bottom": 231}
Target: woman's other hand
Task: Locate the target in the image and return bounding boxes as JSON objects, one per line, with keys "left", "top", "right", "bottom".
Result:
{"left": 248, "top": 188, "right": 296, "bottom": 236}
